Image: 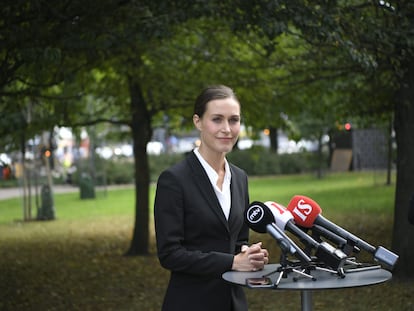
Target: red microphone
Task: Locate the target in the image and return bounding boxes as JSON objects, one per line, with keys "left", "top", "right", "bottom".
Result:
{"left": 286, "top": 195, "right": 399, "bottom": 270}
{"left": 265, "top": 201, "right": 348, "bottom": 270}
{"left": 286, "top": 195, "right": 321, "bottom": 228}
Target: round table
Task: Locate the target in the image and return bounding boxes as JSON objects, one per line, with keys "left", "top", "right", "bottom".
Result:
{"left": 223, "top": 264, "right": 392, "bottom": 311}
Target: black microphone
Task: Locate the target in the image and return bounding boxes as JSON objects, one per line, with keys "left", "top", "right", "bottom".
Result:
{"left": 311, "top": 224, "right": 361, "bottom": 256}
{"left": 245, "top": 201, "right": 312, "bottom": 264}
{"left": 264, "top": 201, "right": 347, "bottom": 271}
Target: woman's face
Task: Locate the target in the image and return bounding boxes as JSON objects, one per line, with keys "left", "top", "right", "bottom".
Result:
{"left": 193, "top": 97, "right": 241, "bottom": 155}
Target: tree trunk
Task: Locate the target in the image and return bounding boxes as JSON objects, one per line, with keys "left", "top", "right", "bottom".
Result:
{"left": 392, "top": 59, "right": 414, "bottom": 278}
{"left": 269, "top": 127, "right": 278, "bottom": 153}
{"left": 125, "top": 77, "right": 152, "bottom": 256}
{"left": 20, "top": 133, "right": 29, "bottom": 221}
{"left": 316, "top": 133, "right": 323, "bottom": 179}
{"left": 386, "top": 116, "right": 393, "bottom": 186}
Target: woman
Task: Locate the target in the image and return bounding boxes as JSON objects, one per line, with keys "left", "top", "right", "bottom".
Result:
{"left": 154, "top": 85, "right": 269, "bottom": 311}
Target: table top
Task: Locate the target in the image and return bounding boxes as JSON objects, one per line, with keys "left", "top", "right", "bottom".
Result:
{"left": 222, "top": 263, "right": 392, "bottom": 291}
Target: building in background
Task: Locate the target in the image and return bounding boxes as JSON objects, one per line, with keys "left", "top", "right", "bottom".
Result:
{"left": 331, "top": 128, "right": 389, "bottom": 171}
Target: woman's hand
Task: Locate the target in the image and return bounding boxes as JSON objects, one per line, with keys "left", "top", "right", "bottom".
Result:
{"left": 232, "top": 242, "right": 269, "bottom": 272}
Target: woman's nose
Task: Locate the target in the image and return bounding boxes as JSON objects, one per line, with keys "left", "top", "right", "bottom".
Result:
{"left": 221, "top": 121, "right": 231, "bottom": 132}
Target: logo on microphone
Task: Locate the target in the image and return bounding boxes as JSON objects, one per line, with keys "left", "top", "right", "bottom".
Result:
{"left": 246, "top": 204, "right": 264, "bottom": 224}
{"left": 291, "top": 199, "right": 312, "bottom": 222}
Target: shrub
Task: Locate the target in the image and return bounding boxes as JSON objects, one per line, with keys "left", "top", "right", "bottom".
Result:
{"left": 67, "top": 149, "right": 328, "bottom": 187}
{"left": 72, "top": 157, "right": 134, "bottom": 186}
{"left": 149, "top": 153, "right": 185, "bottom": 182}
{"left": 228, "top": 147, "right": 281, "bottom": 175}
{"left": 228, "top": 148, "right": 327, "bottom": 176}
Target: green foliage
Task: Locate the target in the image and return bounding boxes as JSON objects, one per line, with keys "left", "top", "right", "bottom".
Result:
{"left": 0, "top": 178, "right": 19, "bottom": 188}
{"left": 2, "top": 0, "right": 412, "bottom": 266}
{"left": 70, "top": 153, "right": 186, "bottom": 186}
{"left": 103, "top": 160, "right": 134, "bottom": 185}
{"left": 228, "top": 148, "right": 327, "bottom": 176}
{"left": 68, "top": 150, "right": 327, "bottom": 186}
{"left": 73, "top": 157, "right": 134, "bottom": 186}
{"left": 148, "top": 153, "right": 185, "bottom": 182}
{"left": 228, "top": 148, "right": 280, "bottom": 175}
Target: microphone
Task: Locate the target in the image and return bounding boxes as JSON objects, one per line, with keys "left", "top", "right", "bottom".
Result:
{"left": 245, "top": 201, "right": 312, "bottom": 264}
{"left": 311, "top": 224, "right": 360, "bottom": 256}
{"left": 264, "top": 201, "right": 358, "bottom": 254}
{"left": 286, "top": 195, "right": 399, "bottom": 270}
{"left": 264, "top": 201, "right": 347, "bottom": 270}
{"left": 265, "top": 201, "right": 318, "bottom": 247}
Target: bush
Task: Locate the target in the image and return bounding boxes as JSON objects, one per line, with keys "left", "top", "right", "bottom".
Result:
{"left": 0, "top": 178, "right": 19, "bottom": 188}
{"left": 228, "top": 147, "right": 280, "bottom": 175}
{"left": 68, "top": 149, "right": 328, "bottom": 186}
{"left": 1, "top": 148, "right": 328, "bottom": 189}
{"left": 70, "top": 154, "right": 184, "bottom": 187}
{"left": 228, "top": 148, "right": 328, "bottom": 176}
{"left": 149, "top": 153, "right": 185, "bottom": 182}
{"left": 72, "top": 157, "right": 134, "bottom": 186}
{"left": 104, "top": 159, "right": 135, "bottom": 185}
{"left": 278, "top": 153, "right": 307, "bottom": 174}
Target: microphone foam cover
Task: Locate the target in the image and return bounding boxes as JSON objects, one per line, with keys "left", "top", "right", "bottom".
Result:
{"left": 286, "top": 195, "right": 322, "bottom": 228}
{"left": 245, "top": 201, "right": 275, "bottom": 233}
{"left": 264, "top": 201, "right": 294, "bottom": 231}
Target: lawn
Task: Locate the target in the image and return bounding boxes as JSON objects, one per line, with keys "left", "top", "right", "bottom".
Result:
{"left": 0, "top": 171, "right": 412, "bottom": 311}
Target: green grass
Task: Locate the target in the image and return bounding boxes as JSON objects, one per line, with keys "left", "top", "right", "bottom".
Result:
{"left": 0, "top": 188, "right": 136, "bottom": 224}
{"left": 0, "top": 171, "right": 412, "bottom": 311}
{"left": 0, "top": 171, "right": 394, "bottom": 224}
{"left": 249, "top": 171, "right": 395, "bottom": 213}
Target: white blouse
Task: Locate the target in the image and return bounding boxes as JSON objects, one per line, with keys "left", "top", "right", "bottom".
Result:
{"left": 193, "top": 148, "right": 232, "bottom": 220}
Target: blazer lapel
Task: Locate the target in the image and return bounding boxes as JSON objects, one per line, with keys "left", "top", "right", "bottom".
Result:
{"left": 186, "top": 152, "right": 230, "bottom": 232}
{"left": 227, "top": 166, "right": 243, "bottom": 232}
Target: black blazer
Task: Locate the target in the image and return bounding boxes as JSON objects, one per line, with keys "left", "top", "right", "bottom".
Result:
{"left": 154, "top": 151, "right": 250, "bottom": 311}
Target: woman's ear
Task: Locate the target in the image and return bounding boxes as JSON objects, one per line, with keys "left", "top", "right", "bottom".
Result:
{"left": 193, "top": 114, "right": 201, "bottom": 131}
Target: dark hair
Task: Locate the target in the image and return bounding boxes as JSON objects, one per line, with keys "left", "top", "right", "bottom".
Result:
{"left": 193, "top": 85, "right": 239, "bottom": 117}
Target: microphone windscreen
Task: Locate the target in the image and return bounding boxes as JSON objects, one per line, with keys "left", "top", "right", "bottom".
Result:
{"left": 286, "top": 195, "right": 322, "bottom": 228}
{"left": 264, "top": 201, "right": 294, "bottom": 230}
{"left": 245, "top": 201, "right": 275, "bottom": 233}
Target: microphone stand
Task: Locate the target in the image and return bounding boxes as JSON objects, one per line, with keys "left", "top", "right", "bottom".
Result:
{"left": 262, "top": 249, "right": 316, "bottom": 287}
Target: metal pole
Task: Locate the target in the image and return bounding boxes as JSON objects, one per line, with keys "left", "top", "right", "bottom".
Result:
{"left": 301, "top": 290, "right": 313, "bottom": 311}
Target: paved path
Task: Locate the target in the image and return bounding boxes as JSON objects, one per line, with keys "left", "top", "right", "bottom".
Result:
{"left": 0, "top": 184, "right": 134, "bottom": 200}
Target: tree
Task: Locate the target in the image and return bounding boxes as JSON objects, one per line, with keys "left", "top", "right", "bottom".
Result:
{"left": 2, "top": 1, "right": 271, "bottom": 252}
{"left": 1, "top": 0, "right": 225, "bottom": 253}
{"left": 0, "top": 0, "right": 98, "bottom": 217}
{"left": 3, "top": 1, "right": 413, "bottom": 277}
{"left": 224, "top": 0, "right": 414, "bottom": 278}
